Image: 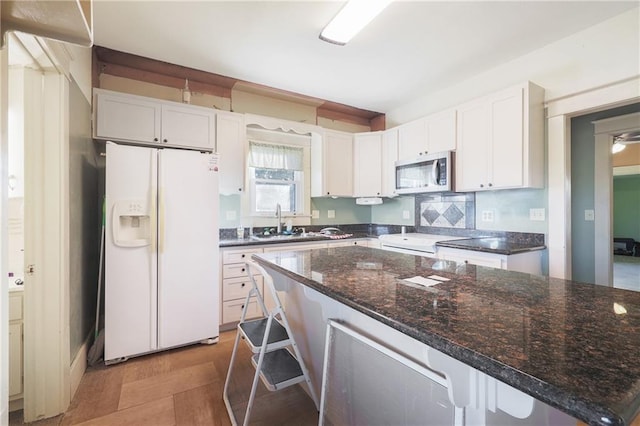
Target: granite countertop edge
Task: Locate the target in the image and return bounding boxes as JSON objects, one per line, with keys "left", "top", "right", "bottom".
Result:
{"left": 436, "top": 239, "right": 547, "bottom": 255}
{"left": 219, "top": 233, "right": 372, "bottom": 248}
{"left": 251, "top": 253, "right": 626, "bottom": 426}
{"left": 220, "top": 234, "right": 547, "bottom": 254}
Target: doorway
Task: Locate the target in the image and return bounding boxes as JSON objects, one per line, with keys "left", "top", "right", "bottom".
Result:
{"left": 3, "top": 33, "right": 73, "bottom": 422}
{"left": 611, "top": 133, "right": 640, "bottom": 290}
{"left": 570, "top": 106, "right": 640, "bottom": 287}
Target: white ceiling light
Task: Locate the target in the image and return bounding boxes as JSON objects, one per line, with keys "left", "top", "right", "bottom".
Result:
{"left": 320, "top": 0, "right": 392, "bottom": 45}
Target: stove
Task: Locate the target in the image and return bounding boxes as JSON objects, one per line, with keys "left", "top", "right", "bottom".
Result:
{"left": 378, "top": 233, "right": 466, "bottom": 258}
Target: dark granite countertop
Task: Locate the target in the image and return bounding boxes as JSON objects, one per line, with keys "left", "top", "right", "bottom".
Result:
{"left": 252, "top": 246, "right": 640, "bottom": 426}
{"left": 436, "top": 237, "right": 546, "bottom": 255}
{"left": 219, "top": 232, "right": 372, "bottom": 248}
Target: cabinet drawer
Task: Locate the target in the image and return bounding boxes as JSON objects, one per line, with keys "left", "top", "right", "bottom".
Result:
{"left": 223, "top": 276, "right": 263, "bottom": 301}
{"left": 222, "top": 299, "right": 262, "bottom": 324}
{"left": 223, "top": 263, "right": 255, "bottom": 278}
{"left": 223, "top": 248, "right": 262, "bottom": 265}
{"left": 9, "top": 293, "right": 23, "bottom": 321}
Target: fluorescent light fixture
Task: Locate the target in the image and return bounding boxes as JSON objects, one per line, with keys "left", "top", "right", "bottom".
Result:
{"left": 320, "top": 0, "right": 392, "bottom": 45}
{"left": 612, "top": 141, "right": 626, "bottom": 154}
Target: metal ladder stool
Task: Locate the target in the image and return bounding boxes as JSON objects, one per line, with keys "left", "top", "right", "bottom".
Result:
{"left": 223, "top": 260, "right": 319, "bottom": 426}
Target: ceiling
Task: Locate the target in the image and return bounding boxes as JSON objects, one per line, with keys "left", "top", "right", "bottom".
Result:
{"left": 92, "top": 1, "right": 637, "bottom": 114}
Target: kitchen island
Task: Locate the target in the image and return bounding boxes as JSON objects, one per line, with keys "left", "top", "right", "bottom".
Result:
{"left": 252, "top": 246, "right": 640, "bottom": 426}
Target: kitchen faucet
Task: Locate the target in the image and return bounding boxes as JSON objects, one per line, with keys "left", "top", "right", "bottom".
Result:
{"left": 275, "top": 203, "right": 282, "bottom": 235}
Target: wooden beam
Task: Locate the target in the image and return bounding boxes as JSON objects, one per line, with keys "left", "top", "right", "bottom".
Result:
{"left": 97, "top": 61, "right": 232, "bottom": 98}
{"left": 316, "top": 107, "right": 371, "bottom": 127}
{"left": 93, "top": 45, "right": 385, "bottom": 129}
{"left": 370, "top": 114, "right": 386, "bottom": 131}
{"left": 94, "top": 46, "right": 237, "bottom": 89}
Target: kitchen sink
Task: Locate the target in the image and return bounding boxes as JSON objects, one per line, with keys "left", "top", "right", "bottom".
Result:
{"left": 250, "top": 234, "right": 296, "bottom": 241}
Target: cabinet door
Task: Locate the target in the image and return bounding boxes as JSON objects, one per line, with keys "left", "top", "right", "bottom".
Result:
{"left": 425, "top": 109, "right": 456, "bottom": 153}
{"left": 397, "top": 117, "right": 427, "bottom": 160}
{"left": 216, "top": 111, "right": 246, "bottom": 195}
{"left": 489, "top": 87, "right": 524, "bottom": 189}
{"left": 161, "top": 103, "right": 215, "bottom": 150}
{"left": 353, "top": 132, "right": 382, "bottom": 197}
{"left": 438, "top": 247, "right": 503, "bottom": 269}
{"left": 381, "top": 128, "right": 398, "bottom": 197}
{"left": 95, "top": 91, "right": 161, "bottom": 144}
{"left": 324, "top": 130, "right": 354, "bottom": 197}
{"left": 9, "top": 323, "right": 22, "bottom": 397}
{"left": 456, "top": 100, "right": 489, "bottom": 192}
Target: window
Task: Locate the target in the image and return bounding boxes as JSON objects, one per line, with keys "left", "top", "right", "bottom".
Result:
{"left": 248, "top": 141, "right": 306, "bottom": 216}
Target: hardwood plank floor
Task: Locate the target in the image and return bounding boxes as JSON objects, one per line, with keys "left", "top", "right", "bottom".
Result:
{"left": 10, "top": 330, "right": 318, "bottom": 425}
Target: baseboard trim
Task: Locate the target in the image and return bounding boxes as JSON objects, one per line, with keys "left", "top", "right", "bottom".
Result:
{"left": 70, "top": 336, "right": 90, "bottom": 400}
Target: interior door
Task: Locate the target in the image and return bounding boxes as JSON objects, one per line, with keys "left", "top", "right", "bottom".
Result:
{"left": 157, "top": 149, "right": 219, "bottom": 348}
{"left": 105, "top": 143, "right": 158, "bottom": 360}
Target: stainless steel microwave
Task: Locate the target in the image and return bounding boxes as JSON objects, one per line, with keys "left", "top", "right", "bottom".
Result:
{"left": 395, "top": 151, "right": 453, "bottom": 194}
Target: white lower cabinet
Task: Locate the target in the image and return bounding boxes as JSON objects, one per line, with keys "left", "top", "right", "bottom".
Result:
{"left": 9, "top": 291, "right": 24, "bottom": 402}
{"left": 437, "top": 247, "right": 542, "bottom": 275}
{"left": 221, "top": 240, "right": 377, "bottom": 326}
{"left": 221, "top": 248, "right": 263, "bottom": 325}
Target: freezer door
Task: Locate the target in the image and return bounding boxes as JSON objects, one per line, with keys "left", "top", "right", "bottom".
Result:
{"left": 157, "top": 149, "right": 219, "bottom": 348}
{"left": 105, "top": 143, "right": 158, "bottom": 361}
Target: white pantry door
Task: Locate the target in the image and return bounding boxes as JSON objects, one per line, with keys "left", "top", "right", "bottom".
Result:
{"left": 157, "top": 149, "right": 219, "bottom": 349}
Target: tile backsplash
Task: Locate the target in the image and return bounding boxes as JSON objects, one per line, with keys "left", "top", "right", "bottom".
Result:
{"left": 416, "top": 193, "right": 475, "bottom": 229}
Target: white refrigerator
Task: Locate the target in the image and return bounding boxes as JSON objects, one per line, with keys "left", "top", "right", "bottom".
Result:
{"left": 105, "top": 142, "right": 219, "bottom": 362}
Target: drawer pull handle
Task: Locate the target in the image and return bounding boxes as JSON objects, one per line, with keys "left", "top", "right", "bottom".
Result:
{"left": 241, "top": 304, "right": 245, "bottom": 309}
{"left": 241, "top": 283, "right": 245, "bottom": 287}
{"left": 241, "top": 268, "right": 245, "bottom": 272}
{"left": 241, "top": 254, "right": 245, "bottom": 258}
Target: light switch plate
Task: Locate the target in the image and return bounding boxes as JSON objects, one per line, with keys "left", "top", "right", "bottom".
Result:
{"left": 327, "top": 210, "right": 335, "bottom": 219}
{"left": 312, "top": 210, "right": 320, "bottom": 219}
{"left": 529, "top": 208, "right": 545, "bottom": 221}
{"left": 585, "top": 209, "right": 595, "bottom": 221}
{"left": 402, "top": 210, "right": 410, "bottom": 220}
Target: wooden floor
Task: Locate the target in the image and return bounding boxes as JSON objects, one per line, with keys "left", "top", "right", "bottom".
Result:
{"left": 10, "top": 330, "right": 318, "bottom": 425}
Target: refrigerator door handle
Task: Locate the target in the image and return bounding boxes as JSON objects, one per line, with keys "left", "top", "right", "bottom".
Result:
{"left": 158, "top": 187, "right": 165, "bottom": 254}
{"left": 150, "top": 189, "right": 157, "bottom": 253}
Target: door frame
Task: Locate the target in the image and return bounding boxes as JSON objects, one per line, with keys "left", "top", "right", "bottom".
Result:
{"left": 1, "top": 44, "right": 10, "bottom": 426}
{"left": 592, "top": 112, "right": 640, "bottom": 285}
{"left": 546, "top": 76, "right": 640, "bottom": 280}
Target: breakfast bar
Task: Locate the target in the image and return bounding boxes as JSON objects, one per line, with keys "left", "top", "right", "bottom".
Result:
{"left": 252, "top": 246, "right": 640, "bottom": 426}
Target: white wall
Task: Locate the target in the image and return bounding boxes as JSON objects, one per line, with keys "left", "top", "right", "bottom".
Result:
{"left": 387, "top": 8, "right": 640, "bottom": 126}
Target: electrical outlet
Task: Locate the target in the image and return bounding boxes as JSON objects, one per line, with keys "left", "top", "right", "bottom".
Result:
{"left": 585, "top": 209, "right": 595, "bottom": 221}
{"left": 402, "top": 210, "right": 410, "bottom": 220}
{"left": 481, "top": 210, "right": 494, "bottom": 222}
{"left": 327, "top": 210, "right": 335, "bottom": 219}
{"left": 312, "top": 210, "right": 320, "bottom": 219}
{"left": 225, "top": 210, "right": 236, "bottom": 221}
{"left": 529, "top": 208, "right": 545, "bottom": 221}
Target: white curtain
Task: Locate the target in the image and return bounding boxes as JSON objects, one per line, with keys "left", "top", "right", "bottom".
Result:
{"left": 248, "top": 141, "right": 304, "bottom": 170}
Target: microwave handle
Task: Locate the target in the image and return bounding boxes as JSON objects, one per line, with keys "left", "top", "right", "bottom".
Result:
{"left": 432, "top": 159, "right": 440, "bottom": 185}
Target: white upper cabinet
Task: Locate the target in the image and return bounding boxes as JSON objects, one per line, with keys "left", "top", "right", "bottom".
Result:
{"left": 425, "top": 109, "right": 457, "bottom": 153}
{"left": 381, "top": 128, "right": 399, "bottom": 197}
{"left": 312, "top": 130, "right": 354, "bottom": 197}
{"left": 397, "top": 117, "right": 427, "bottom": 160}
{"left": 93, "top": 89, "right": 215, "bottom": 151}
{"left": 216, "top": 111, "right": 246, "bottom": 195}
{"left": 160, "top": 103, "right": 215, "bottom": 150}
{"left": 397, "top": 109, "right": 456, "bottom": 161}
{"left": 455, "top": 82, "right": 544, "bottom": 192}
{"left": 353, "top": 132, "right": 383, "bottom": 197}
